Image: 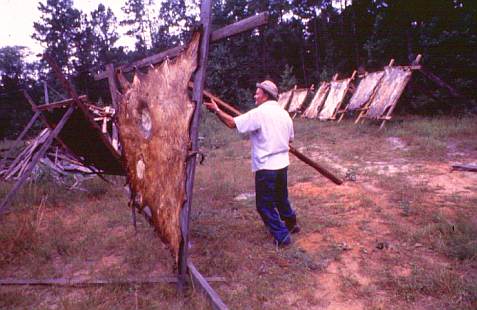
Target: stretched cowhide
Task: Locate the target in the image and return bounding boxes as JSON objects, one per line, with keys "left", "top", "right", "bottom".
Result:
{"left": 116, "top": 32, "right": 200, "bottom": 261}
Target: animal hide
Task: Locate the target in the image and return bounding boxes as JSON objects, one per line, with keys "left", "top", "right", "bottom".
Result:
{"left": 347, "top": 71, "right": 385, "bottom": 111}
{"left": 318, "top": 78, "right": 352, "bottom": 120}
{"left": 278, "top": 89, "right": 294, "bottom": 109}
{"left": 116, "top": 32, "right": 200, "bottom": 261}
{"left": 365, "top": 67, "right": 412, "bottom": 118}
{"left": 287, "top": 89, "right": 309, "bottom": 113}
{"left": 303, "top": 82, "right": 330, "bottom": 119}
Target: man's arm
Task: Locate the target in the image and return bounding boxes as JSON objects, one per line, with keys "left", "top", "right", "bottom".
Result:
{"left": 204, "top": 99, "right": 236, "bottom": 128}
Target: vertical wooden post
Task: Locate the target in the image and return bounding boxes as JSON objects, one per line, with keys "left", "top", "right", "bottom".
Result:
{"left": 43, "top": 81, "right": 49, "bottom": 104}
{"left": 106, "top": 64, "right": 120, "bottom": 151}
{"left": 178, "top": 0, "right": 213, "bottom": 285}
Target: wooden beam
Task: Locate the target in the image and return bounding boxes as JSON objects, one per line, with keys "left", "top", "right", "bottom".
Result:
{"left": 0, "top": 111, "right": 41, "bottom": 170}
{"left": 35, "top": 95, "right": 88, "bottom": 111}
{"left": 179, "top": 0, "right": 213, "bottom": 284}
{"left": 0, "top": 276, "right": 226, "bottom": 287}
{"left": 203, "top": 89, "right": 343, "bottom": 185}
{"left": 188, "top": 261, "right": 228, "bottom": 310}
{"left": 105, "top": 63, "right": 120, "bottom": 150}
{"left": 210, "top": 12, "right": 268, "bottom": 41}
{"left": 94, "top": 13, "right": 269, "bottom": 80}
{"left": 0, "top": 105, "right": 76, "bottom": 214}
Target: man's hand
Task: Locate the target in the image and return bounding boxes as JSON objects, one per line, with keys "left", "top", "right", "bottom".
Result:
{"left": 204, "top": 99, "right": 220, "bottom": 113}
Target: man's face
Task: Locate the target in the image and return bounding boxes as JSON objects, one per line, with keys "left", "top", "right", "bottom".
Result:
{"left": 254, "top": 88, "right": 268, "bottom": 106}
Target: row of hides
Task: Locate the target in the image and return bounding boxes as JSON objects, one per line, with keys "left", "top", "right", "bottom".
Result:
{"left": 278, "top": 65, "right": 414, "bottom": 121}
{"left": 116, "top": 32, "right": 201, "bottom": 261}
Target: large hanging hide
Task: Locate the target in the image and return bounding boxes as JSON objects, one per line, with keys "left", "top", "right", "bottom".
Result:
{"left": 365, "top": 67, "right": 412, "bottom": 118}
{"left": 303, "top": 82, "right": 330, "bottom": 119}
{"left": 116, "top": 32, "right": 200, "bottom": 260}
{"left": 318, "top": 78, "right": 352, "bottom": 120}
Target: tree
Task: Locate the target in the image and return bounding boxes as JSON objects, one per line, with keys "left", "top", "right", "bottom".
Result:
{"left": 32, "top": 0, "right": 82, "bottom": 73}
{"left": 121, "top": 0, "right": 151, "bottom": 54}
{"left": 90, "top": 4, "right": 121, "bottom": 67}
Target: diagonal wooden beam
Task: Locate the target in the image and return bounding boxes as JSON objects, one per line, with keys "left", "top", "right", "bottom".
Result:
{"left": 188, "top": 261, "right": 228, "bottom": 310}
{"left": 0, "top": 111, "right": 41, "bottom": 171}
{"left": 0, "top": 105, "right": 76, "bottom": 214}
{"left": 94, "top": 12, "right": 268, "bottom": 80}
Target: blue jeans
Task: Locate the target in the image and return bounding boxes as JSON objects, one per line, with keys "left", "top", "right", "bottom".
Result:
{"left": 255, "top": 167, "right": 296, "bottom": 244}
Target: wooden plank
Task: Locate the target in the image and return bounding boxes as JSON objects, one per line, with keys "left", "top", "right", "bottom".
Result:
{"left": 0, "top": 276, "right": 226, "bottom": 287}
{"left": 35, "top": 95, "right": 88, "bottom": 111}
{"left": 179, "top": 0, "right": 213, "bottom": 283}
{"left": 94, "top": 13, "right": 269, "bottom": 80}
{"left": 0, "top": 111, "right": 40, "bottom": 170}
{"left": 105, "top": 64, "right": 120, "bottom": 150}
{"left": 0, "top": 105, "right": 76, "bottom": 214}
{"left": 188, "top": 261, "right": 228, "bottom": 310}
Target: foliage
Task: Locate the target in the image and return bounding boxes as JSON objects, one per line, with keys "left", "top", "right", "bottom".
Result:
{"left": 1, "top": 0, "right": 476, "bottom": 137}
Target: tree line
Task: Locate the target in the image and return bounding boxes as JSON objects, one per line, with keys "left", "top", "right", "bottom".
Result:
{"left": 1, "top": 0, "right": 476, "bottom": 138}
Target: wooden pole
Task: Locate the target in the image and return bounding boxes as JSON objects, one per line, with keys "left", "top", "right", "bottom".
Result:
{"left": 204, "top": 89, "right": 344, "bottom": 185}
{"left": 188, "top": 261, "right": 228, "bottom": 310}
{"left": 0, "top": 276, "right": 225, "bottom": 287}
{"left": 105, "top": 64, "right": 120, "bottom": 151}
{"left": 43, "top": 81, "right": 49, "bottom": 104}
{"left": 94, "top": 13, "right": 268, "bottom": 80}
{"left": 0, "top": 105, "right": 76, "bottom": 214}
{"left": 178, "top": 0, "right": 213, "bottom": 286}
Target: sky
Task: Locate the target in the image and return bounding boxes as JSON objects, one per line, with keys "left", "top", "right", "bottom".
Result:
{"left": 0, "top": 0, "right": 131, "bottom": 56}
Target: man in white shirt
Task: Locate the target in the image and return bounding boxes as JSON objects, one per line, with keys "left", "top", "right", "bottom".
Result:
{"left": 204, "top": 80, "right": 299, "bottom": 246}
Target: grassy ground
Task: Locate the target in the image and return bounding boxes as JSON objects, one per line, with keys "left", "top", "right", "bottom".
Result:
{"left": 0, "top": 113, "right": 476, "bottom": 309}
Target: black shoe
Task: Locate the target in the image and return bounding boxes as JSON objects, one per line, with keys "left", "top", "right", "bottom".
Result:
{"left": 274, "top": 235, "right": 291, "bottom": 248}
{"left": 284, "top": 217, "right": 300, "bottom": 234}
{"left": 289, "top": 225, "right": 301, "bottom": 234}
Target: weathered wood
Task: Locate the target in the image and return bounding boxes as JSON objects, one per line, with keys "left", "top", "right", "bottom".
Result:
{"left": 188, "top": 261, "right": 229, "bottom": 310}
{"left": 179, "top": 0, "right": 213, "bottom": 284}
{"left": 94, "top": 13, "right": 268, "bottom": 80}
{"left": 35, "top": 95, "right": 88, "bottom": 111}
{"left": 43, "top": 81, "right": 49, "bottom": 104}
{"left": 289, "top": 146, "right": 343, "bottom": 185}
{"left": 210, "top": 12, "right": 268, "bottom": 42}
{"left": 0, "top": 276, "right": 226, "bottom": 286}
{"left": 0, "top": 111, "right": 41, "bottom": 170}
{"left": 188, "top": 82, "right": 241, "bottom": 116}
{"left": 0, "top": 105, "right": 75, "bottom": 214}
{"left": 419, "top": 67, "right": 464, "bottom": 99}
{"left": 105, "top": 63, "right": 120, "bottom": 150}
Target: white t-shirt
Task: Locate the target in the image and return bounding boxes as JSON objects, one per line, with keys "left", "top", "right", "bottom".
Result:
{"left": 234, "top": 100, "right": 294, "bottom": 172}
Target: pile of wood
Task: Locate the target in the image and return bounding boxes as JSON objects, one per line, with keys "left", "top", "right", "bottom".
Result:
{"left": 0, "top": 129, "right": 95, "bottom": 185}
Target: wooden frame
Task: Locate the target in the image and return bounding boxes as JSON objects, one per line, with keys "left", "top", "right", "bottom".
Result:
{"left": 355, "top": 56, "right": 422, "bottom": 129}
